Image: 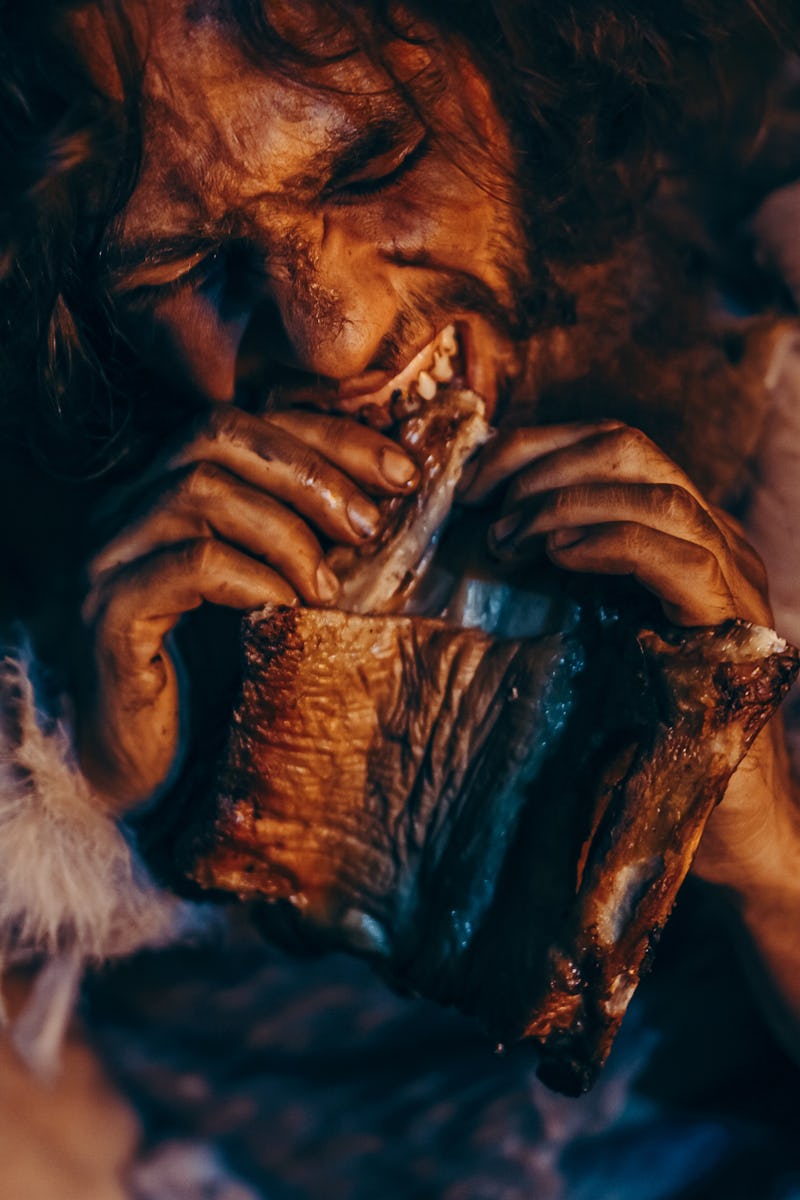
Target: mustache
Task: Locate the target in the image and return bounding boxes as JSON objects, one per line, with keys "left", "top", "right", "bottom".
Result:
{"left": 371, "top": 264, "right": 538, "bottom": 376}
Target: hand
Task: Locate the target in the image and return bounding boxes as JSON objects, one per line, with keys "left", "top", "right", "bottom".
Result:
{"left": 77, "top": 404, "right": 419, "bottom": 811}
{"left": 459, "top": 418, "right": 771, "bottom": 626}
{"left": 458, "top": 417, "right": 793, "bottom": 883}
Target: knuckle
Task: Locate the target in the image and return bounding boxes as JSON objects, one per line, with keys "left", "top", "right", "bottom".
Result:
{"left": 622, "top": 423, "right": 650, "bottom": 450}
{"left": 598, "top": 424, "right": 651, "bottom": 469}
{"left": 294, "top": 449, "right": 330, "bottom": 494}
{"left": 186, "top": 537, "right": 221, "bottom": 575}
{"left": 655, "top": 482, "right": 693, "bottom": 525}
{"left": 607, "top": 423, "right": 648, "bottom": 454}
{"left": 182, "top": 461, "right": 225, "bottom": 503}
{"left": 689, "top": 541, "right": 725, "bottom": 586}
{"left": 203, "top": 405, "right": 245, "bottom": 446}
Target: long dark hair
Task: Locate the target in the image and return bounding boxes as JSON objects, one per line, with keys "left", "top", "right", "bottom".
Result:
{"left": 0, "top": 0, "right": 796, "bottom": 476}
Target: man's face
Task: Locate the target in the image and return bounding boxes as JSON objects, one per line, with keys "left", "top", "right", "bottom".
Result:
{"left": 85, "top": 0, "right": 531, "bottom": 420}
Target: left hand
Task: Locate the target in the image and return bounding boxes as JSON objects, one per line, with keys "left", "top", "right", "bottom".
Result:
{"left": 457, "top": 418, "right": 792, "bottom": 885}
{"left": 458, "top": 418, "right": 771, "bottom": 626}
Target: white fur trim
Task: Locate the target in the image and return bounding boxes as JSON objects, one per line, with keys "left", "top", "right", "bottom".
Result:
{"left": 0, "top": 649, "right": 186, "bottom": 962}
{"left": 0, "top": 645, "right": 203, "bottom": 1073}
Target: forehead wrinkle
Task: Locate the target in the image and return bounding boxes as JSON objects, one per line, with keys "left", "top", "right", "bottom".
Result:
{"left": 115, "top": 15, "right": 453, "bottom": 254}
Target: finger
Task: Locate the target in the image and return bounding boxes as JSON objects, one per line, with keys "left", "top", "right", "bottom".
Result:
{"left": 265, "top": 410, "right": 420, "bottom": 494}
{"left": 457, "top": 419, "right": 625, "bottom": 504}
{"left": 499, "top": 424, "right": 710, "bottom": 515}
{"left": 83, "top": 538, "right": 297, "bottom": 641}
{"left": 89, "top": 463, "right": 339, "bottom": 605}
{"left": 490, "top": 482, "right": 772, "bottom": 624}
{"left": 544, "top": 521, "right": 738, "bottom": 625}
{"left": 121, "top": 407, "right": 381, "bottom": 545}
{"left": 171, "top": 409, "right": 382, "bottom": 543}
{"left": 491, "top": 482, "right": 723, "bottom": 553}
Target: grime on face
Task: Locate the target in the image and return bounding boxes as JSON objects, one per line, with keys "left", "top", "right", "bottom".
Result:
{"left": 82, "top": 0, "right": 532, "bottom": 421}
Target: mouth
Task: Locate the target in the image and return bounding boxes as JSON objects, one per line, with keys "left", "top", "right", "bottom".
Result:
{"left": 261, "top": 316, "right": 511, "bottom": 426}
{"left": 340, "top": 317, "right": 512, "bottom": 428}
{"left": 350, "top": 324, "right": 464, "bottom": 425}
{"left": 267, "top": 322, "right": 493, "bottom": 423}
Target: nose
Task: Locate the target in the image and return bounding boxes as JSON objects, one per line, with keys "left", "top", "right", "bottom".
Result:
{"left": 248, "top": 217, "right": 399, "bottom": 382}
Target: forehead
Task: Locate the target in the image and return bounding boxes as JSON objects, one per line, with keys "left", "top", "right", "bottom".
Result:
{"left": 78, "top": 0, "right": 439, "bottom": 241}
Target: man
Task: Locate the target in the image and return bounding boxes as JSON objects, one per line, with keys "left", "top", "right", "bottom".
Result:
{"left": 1, "top": 0, "right": 800, "bottom": 1193}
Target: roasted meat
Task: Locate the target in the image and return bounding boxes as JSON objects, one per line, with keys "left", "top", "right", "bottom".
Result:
{"left": 179, "top": 384, "right": 799, "bottom": 1094}
{"left": 182, "top": 604, "right": 798, "bottom": 1094}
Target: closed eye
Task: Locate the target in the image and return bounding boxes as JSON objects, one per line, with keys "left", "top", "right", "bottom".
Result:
{"left": 116, "top": 242, "right": 266, "bottom": 313}
{"left": 117, "top": 254, "right": 221, "bottom": 312}
{"left": 326, "top": 131, "right": 430, "bottom": 202}
{"left": 108, "top": 243, "right": 223, "bottom": 304}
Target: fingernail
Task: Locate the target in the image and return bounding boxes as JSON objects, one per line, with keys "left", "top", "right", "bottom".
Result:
{"left": 550, "top": 527, "right": 588, "bottom": 549}
{"left": 380, "top": 447, "right": 418, "bottom": 488}
{"left": 348, "top": 495, "right": 380, "bottom": 538}
{"left": 316, "top": 561, "right": 340, "bottom": 602}
{"left": 490, "top": 512, "right": 523, "bottom": 545}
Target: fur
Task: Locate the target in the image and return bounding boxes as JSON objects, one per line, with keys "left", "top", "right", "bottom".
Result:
{"left": 0, "top": 645, "right": 202, "bottom": 1072}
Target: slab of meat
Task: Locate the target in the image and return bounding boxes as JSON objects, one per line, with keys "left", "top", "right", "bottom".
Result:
{"left": 181, "top": 604, "right": 798, "bottom": 1094}
{"left": 177, "top": 383, "right": 799, "bottom": 1093}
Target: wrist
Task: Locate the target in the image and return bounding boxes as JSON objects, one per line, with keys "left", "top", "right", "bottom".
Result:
{"left": 693, "top": 774, "right": 800, "bottom": 897}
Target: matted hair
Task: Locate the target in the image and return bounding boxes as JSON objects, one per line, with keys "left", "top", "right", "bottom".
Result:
{"left": 0, "top": 0, "right": 796, "bottom": 475}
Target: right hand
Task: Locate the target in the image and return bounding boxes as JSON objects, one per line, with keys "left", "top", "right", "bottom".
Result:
{"left": 77, "top": 404, "right": 419, "bottom": 811}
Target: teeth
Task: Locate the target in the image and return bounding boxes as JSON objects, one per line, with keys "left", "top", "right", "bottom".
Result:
{"left": 416, "top": 370, "right": 437, "bottom": 401}
{"left": 440, "top": 324, "right": 457, "bottom": 356}
{"left": 390, "top": 325, "right": 460, "bottom": 420}
{"left": 431, "top": 351, "right": 454, "bottom": 383}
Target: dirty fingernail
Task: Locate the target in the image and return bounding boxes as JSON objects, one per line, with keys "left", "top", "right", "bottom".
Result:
{"left": 550, "top": 526, "right": 588, "bottom": 549}
{"left": 380, "top": 447, "right": 418, "bottom": 488}
{"left": 348, "top": 495, "right": 380, "bottom": 538}
{"left": 316, "top": 561, "right": 340, "bottom": 602}
{"left": 490, "top": 512, "right": 524, "bottom": 545}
